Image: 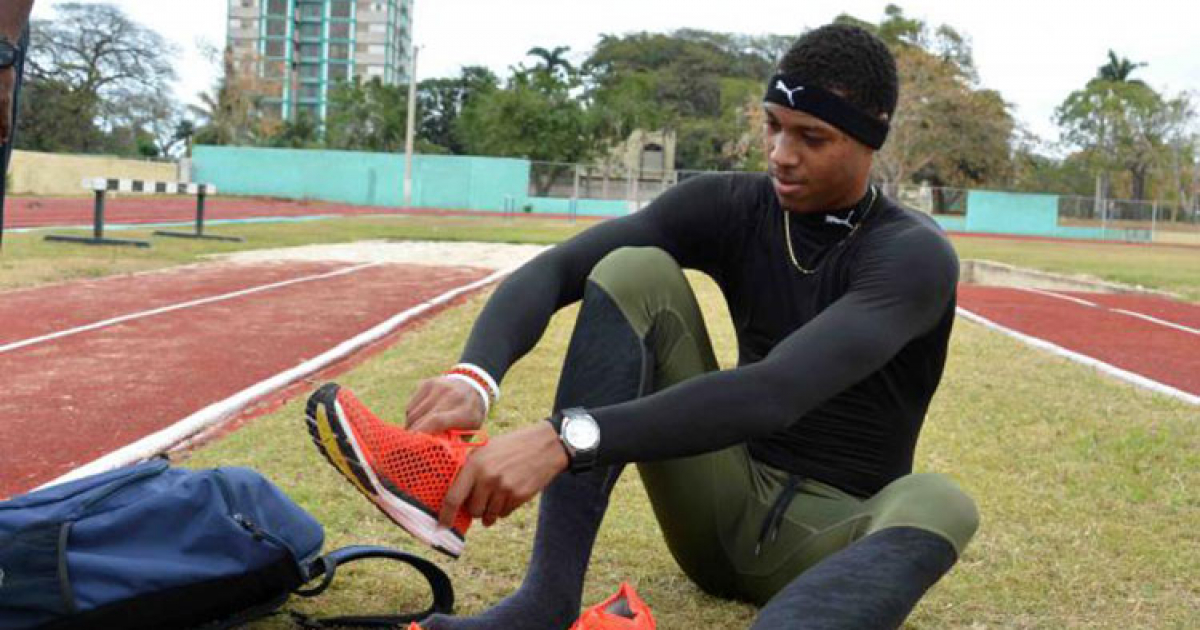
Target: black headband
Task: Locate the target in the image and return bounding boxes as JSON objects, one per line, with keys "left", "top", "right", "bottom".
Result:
{"left": 763, "top": 73, "right": 889, "bottom": 149}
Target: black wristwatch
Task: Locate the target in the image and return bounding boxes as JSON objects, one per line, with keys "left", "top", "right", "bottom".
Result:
{"left": 547, "top": 407, "right": 600, "bottom": 473}
{"left": 0, "top": 37, "right": 20, "bottom": 70}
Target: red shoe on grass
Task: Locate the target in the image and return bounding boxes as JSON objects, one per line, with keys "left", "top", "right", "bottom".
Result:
{"left": 571, "top": 582, "right": 656, "bottom": 629}
{"left": 305, "top": 383, "right": 485, "bottom": 558}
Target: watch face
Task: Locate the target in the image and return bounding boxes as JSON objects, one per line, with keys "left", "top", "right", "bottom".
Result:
{"left": 563, "top": 417, "right": 600, "bottom": 451}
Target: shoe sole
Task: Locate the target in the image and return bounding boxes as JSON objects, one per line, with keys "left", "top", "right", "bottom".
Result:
{"left": 305, "top": 383, "right": 465, "bottom": 558}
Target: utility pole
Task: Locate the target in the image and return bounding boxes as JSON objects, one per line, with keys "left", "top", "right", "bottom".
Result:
{"left": 403, "top": 44, "right": 419, "bottom": 207}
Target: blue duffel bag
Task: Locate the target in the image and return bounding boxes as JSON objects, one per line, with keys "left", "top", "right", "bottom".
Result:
{"left": 0, "top": 458, "right": 453, "bottom": 629}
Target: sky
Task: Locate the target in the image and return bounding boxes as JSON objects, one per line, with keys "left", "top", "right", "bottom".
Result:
{"left": 29, "top": 0, "right": 1200, "bottom": 147}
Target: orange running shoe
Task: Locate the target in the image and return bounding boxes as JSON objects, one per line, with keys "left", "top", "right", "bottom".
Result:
{"left": 571, "top": 582, "right": 656, "bottom": 630}
{"left": 305, "top": 383, "right": 485, "bottom": 558}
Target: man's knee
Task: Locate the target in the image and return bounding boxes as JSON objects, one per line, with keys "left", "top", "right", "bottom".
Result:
{"left": 588, "top": 246, "right": 688, "bottom": 309}
{"left": 867, "top": 473, "right": 979, "bottom": 557}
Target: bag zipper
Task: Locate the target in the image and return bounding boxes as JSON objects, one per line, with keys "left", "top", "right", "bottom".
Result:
{"left": 212, "top": 469, "right": 302, "bottom": 559}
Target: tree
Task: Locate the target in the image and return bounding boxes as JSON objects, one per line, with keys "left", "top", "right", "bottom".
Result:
{"left": 1054, "top": 53, "right": 1190, "bottom": 201}
{"left": 14, "top": 77, "right": 105, "bottom": 152}
{"left": 457, "top": 49, "right": 602, "bottom": 193}
{"left": 583, "top": 30, "right": 785, "bottom": 170}
{"left": 525, "top": 46, "right": 574, "bottom": 81}
{"left": 111, "top": 89, "right": 182, "bottom": 157}
{"left": 416, "top": 66, "right": 499, "bottom": 154}
{"left": 21, "top": 3, "right": 179, "bottom": 155}
{"left": 190, "top": 46, "right": 281, "bottom": 146}
{"left": 840, "top": 6, "right": 1014, "bottom": 189}
{"left": 266, "top": 114, "right": 323, "bottom": 149}
{"left": 173, "top": 120, "right": 196, "bottom": 157}
{"left": 1009, "top": 127, "right": 1096, "bottom": 196}
{"left": 1147, "top": 93, "right": 1197, "bottom": 218}
{"left": 325, "top": 77, "right": 408, "bottom": 151}
{"left": 1097, "top": 50, "right": 1146, "bottom": 84}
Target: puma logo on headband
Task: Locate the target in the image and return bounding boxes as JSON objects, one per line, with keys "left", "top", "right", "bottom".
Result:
{"left": 774, "top": 80, "right": 805, "bottom": 107}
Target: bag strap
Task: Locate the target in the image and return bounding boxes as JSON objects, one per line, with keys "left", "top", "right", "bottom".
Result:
{"left": 290, "top": 545, "right": 454, "bottom": 628}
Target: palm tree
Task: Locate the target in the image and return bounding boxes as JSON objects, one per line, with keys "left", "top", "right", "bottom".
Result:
{"left": 1097, "top": 50, "right": 1146, "bottom": 86}
{"left": 526, "top": 46, "right": 574, "bottom": 79}
{"left": 189, "top": 47, "right": 277, "bottom": 146}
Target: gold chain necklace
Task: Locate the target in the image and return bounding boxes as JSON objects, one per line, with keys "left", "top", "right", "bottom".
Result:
{"left": 783, "top": 185, "right": 878, "bottom": 275}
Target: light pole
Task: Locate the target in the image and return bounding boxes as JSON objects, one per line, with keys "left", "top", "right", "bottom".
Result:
{"left": 403, "top": 43, "right": 419, "bottom": 207}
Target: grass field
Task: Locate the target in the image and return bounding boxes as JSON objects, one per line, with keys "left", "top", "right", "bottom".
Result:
{"left": 183, "top": 273, "right": 1198, "bottom": 628}
{"left": 3, "top": 212, "right": 1197, "bottom": 300}
{"left": 4, "top": 212, "right": 1197, "bottom": 627}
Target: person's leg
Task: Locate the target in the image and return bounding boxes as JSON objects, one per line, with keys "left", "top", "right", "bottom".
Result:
{"left": 424, "top": 247, "right": 720, "bottom": 630}
{"left": 749, "top": 473, "right": 979, "bottom": 629}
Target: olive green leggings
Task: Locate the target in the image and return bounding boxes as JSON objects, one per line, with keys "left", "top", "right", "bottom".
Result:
{"left": 589, "top": 246, "right": 980, "bottom": 605}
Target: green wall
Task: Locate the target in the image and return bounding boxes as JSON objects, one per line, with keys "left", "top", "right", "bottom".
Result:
{"left": 526, "top": 197, "right": 632, "bottom": 217}
{"left": 193, "top": 146, "right": 1149, "bottom": 242}
{"left": 966, "top": 190, "right": 1059, "bottom": 235}
{"left": 192, "top": 146, "right": 529, "bottom": 212}
{"left": 962, "top": 190, "right": 1151, "bottom": 242}
{"left": 932, "top": 215, "right": 966, "bottom": 232}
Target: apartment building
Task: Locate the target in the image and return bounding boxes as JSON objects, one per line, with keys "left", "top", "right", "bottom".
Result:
{"left": 226, "top": 0, "right": 414, "bottom": 121}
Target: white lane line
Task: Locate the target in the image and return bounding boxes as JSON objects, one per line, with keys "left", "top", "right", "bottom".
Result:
{"left": 956, "top": 307, "right": 1199, "bottom": 406}
{"left": 1111, "top": 309, "right": 1200, "bottom": 337}
{"left": 0, "top": 263, "right": 381, "bottom": 356}
{"left": 1017, "top": 287, "right": 1099, "bottom": 308}
{"left": 38, "top": 265, "right": 516, "bottom": 489}
{"left": 1014, "top": 286, "right": 1199, "bottom": 337}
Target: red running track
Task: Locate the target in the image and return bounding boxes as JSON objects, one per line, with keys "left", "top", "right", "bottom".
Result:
{"left": 957, "top": 285, "right": 1200, "bottom": 396}
{"left": 0, "top": 261, "right": 492, "bottom": 498}
{"left": 4, "top": 196, "right": 598, "bottom": 228}
{"left": 5, "top": 196, "right": 391, "bottom": 228}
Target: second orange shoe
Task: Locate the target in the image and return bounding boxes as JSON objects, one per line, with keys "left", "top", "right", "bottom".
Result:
{"left": 571, "top": 582, "right": 656, "bottom": 630}
{"left": 305, "top": 382, "right": 485, "bottom": 558}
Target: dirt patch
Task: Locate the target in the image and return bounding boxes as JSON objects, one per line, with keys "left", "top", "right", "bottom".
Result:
{"left": 214, "top": 239, "right": 549, "bottom": 271}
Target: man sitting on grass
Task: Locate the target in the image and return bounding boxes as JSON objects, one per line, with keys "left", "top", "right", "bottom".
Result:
{"left": 408, "top": 23, "right": 978, "bottom": 629}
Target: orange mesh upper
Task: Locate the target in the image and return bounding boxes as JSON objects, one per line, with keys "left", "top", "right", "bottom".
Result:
{"left": 334, "top": 388, "right": 479, "bottom": 535}
{"left": 571, "top": 582, "right": 656, "bottom": 630}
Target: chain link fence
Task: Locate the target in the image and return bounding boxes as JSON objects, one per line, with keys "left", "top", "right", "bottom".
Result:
{"left": 1058, "top": 195, "right": 1200, "bottom": 234}
{"left": 524, "top": 162, "right": 681, "bottom": 217}
{"left": 886, "top": 182, "right": 1199, "bottom": 243}
{"left": 524, "top": 163, "right": 1199, "bottom": 243}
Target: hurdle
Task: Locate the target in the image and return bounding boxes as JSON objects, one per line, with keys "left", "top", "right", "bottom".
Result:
{"left": 43, "top": 178, "right": 240, "bottom": 247}
{"left": 151, "top": 180, "right": 242, "bottom": 242}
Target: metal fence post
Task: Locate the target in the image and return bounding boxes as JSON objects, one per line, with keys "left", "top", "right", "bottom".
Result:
{"left": 572, "top": 165, "right": 580, "bottom": 222}
{"left": 1151, "top": 200, "right": 1158, "bottom": 243}
{"left": 195, "top": 190, "right": 206, "bottom": 236}
{"left": 93, "top": 189, "right": 105, "bottom": 240}
{"left": 631, "top": 172, "right": 640, "bottom": 212}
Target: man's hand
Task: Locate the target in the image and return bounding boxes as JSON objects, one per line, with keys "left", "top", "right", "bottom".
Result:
{"left": 0, "top": 66, "right": 14, "bottom": 145}
{"left": 439, "top": 421, "right": 568, "bottom": 527}
{"left": 405, "top": 375, "right": 487, "bottom": 434}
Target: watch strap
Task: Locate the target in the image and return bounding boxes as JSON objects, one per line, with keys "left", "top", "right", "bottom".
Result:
{"left": 546, "top": 410, "right": 565, "bottom": 434}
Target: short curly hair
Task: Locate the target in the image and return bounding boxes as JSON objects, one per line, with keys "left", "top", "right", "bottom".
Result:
{"left": 778, "top": 24, "right": 898, "bottom": 120}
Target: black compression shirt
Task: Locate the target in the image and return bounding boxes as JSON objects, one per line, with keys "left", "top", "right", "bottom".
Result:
{"left": 459, "top": 173, "right": 958, "bottom": 497}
